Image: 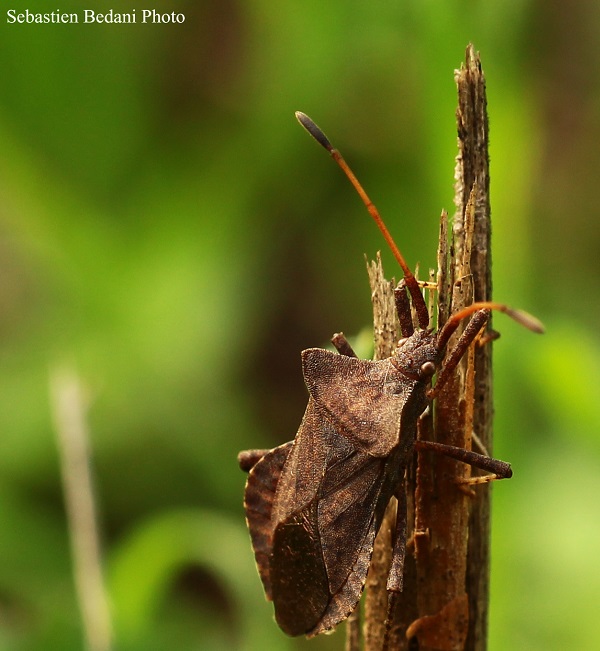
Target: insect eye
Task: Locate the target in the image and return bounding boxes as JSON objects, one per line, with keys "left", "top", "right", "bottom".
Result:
{"left": 420, "top": 361, "right": 436, "bottom": 378}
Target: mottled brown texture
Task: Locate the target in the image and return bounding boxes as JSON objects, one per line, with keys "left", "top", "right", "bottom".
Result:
{"left": 241, "top": 317, "right": 440, "bottom": 638}
{"left": 241, "top": 441, "right": 293, "bottom": 599}
{"left": 454, "top": 45, "right": 494, "bottom": 651}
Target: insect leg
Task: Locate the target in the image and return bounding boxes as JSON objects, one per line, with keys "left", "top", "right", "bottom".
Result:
{"left": 331, "top": 332, "right": 358, "bottom": 357}
{"left": 414, "top": 440, "right": 512, "bottom": 479}
{"left": 429, "top": 309, "right": 489, "bottom": 399}
{"left": 238, "top": 448, "right": 273, "bottom": 472}
{"left": 477, "top": 329, "right": 500, "bottom": 347}
{"left": 394, "top": 281, "right": 414, "bottom": 338}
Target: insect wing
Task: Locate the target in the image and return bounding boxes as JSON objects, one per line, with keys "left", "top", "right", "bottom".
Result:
{"left": 270, "top": 498, "right": 330, "bottom": 635}
{"left": 302, "top": 348, "right": 411, "bottom": 457}
{"left": 271, "top": 400, "right": 406, "bottom": 636}
{"left": 243, "top": 441, "right": 293, "bottom": 599}
{"left": 271, "top": 398, "right": 329, "bottom": 524}
{"left": 245, "top": 353, "right": 414, "bottom": 637}
{"left": 267, "top": 398, "right": 332, "bottom": 635}
{"left": 309, "top": 446, "right": 404, "bottom": 636}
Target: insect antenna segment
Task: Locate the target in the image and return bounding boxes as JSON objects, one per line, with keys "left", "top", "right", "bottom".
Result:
{"left": 295, "top": 111, "right": 430, "bottom": 330}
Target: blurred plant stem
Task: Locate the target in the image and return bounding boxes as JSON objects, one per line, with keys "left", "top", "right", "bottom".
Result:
{"left": 50, "top": 366, "right": 113, "bottom": 651}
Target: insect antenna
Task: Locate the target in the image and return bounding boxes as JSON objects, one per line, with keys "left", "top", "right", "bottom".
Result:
{"left": 436, "top": 300, "right": 544, "bottom": 352}
{"left": 295, "top": 111, "right": 430, "bottom": 330}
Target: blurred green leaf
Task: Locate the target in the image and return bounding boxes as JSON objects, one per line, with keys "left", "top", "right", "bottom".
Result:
{"left": 108, "top": 508, "right": 290, "bottom": 651}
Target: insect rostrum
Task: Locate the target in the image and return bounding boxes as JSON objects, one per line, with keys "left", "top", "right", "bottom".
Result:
{"left": 238, "top": 113, "right": 543, "bottom": 639}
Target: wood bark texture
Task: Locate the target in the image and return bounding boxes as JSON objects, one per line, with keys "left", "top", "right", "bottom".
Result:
{"left": 352, "top": 44, "right": 493, "bottom": 651}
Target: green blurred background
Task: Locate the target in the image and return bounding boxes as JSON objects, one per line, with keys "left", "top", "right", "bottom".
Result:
{"left": 1, "top": 1, "right": 599, "bottom": 649}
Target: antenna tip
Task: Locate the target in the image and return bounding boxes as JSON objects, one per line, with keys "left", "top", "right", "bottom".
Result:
{"left": 505, "top": 308, "right": 545, "bottom": 334}
{"left": 295, "top": 111, "right": 333, "bottom": 152}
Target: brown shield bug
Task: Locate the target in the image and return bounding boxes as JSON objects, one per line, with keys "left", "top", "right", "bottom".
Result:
{"left": 238, "top": 112, "right": 543, "bottom": 638}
